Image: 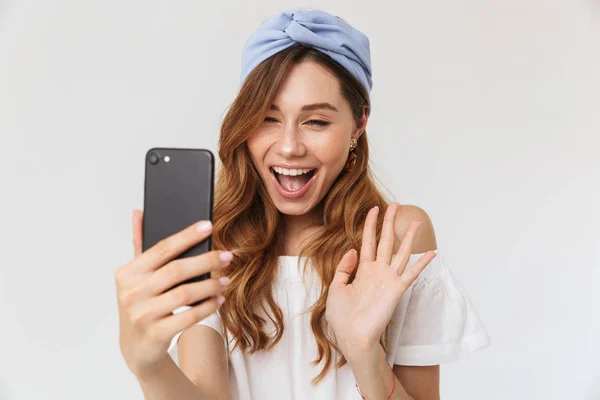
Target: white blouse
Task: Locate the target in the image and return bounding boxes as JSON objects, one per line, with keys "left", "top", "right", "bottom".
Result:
{"left": 168, "top": 249, "right": 491, "bottom": 399}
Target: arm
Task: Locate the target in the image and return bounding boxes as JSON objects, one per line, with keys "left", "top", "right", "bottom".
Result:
{"left": 347, "top": 345, "right": 440, "bottom": 400}
{"left": 392, "top": 205, "right": 441, "bottom": 399}
{"left": 393, "top": 365, "right": 440, "bottom": 400}
{"left": 346, "top": 344, "right": 412, "bottom": 400}
{"left": 135, "top": 325, "right": 232, "bottom": 400}
{"left": 348, "top": 204, "right": 441, "bottom": 399}
{"left": 136, "top": 354, "right": 213, "bottom": 400}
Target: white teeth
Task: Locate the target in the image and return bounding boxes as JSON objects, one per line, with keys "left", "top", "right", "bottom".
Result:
{"left": 272, "top": 166, "right": 315, "bottom": 176}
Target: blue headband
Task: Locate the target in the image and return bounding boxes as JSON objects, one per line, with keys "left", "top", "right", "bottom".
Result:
{"left": 240, "top": 9, "right": 373, "bottom": 94}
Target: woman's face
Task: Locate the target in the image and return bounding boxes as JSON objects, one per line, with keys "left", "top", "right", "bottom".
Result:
{"left": 247, "top": 60, "right": 366, "bottom": 217}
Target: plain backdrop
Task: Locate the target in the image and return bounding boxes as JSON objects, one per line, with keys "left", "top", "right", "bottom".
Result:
{"left": 0, "top": 1, "right": 598, "bottom": 399}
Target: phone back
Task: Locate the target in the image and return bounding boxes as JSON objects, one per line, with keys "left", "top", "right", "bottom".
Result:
{"left": 142, "top": 148, "right": 214, "bottom": 292}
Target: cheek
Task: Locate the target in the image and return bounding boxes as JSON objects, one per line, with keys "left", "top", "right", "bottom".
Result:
{"left": 314, "top": 136, "right": 349, "bottom": 167}
{"left": 246, "top": 135, "right": 268, "bottom": 163}
{"left": 245, "top": 135, "right": 277, "bottom": 184}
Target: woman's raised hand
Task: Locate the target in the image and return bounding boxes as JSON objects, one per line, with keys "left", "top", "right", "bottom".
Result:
{"left": 325, "top": 203, "right": 437, "bottom": 358}
{"left": 114, "top": 210, "right": 231, "bottom": 378}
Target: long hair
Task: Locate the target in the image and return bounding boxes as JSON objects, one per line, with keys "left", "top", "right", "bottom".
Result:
{"left": 212, "top": 44, "right": 394, "bottom": 384}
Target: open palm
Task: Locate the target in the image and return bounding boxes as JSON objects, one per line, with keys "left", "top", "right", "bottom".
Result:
{"left": 325, "top": 203, "right": 437, "bottom": 356}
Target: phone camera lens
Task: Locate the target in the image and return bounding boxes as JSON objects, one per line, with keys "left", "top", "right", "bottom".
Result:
{"left": 149, "top": 152, "right": 160, "bottom": 165}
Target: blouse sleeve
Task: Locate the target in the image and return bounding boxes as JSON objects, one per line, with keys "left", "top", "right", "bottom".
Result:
{"left": 167, "top": 306, "right": 226, "bottom": 366}
{"left": 393, "top": 249, "right": 491, "bottom": 366}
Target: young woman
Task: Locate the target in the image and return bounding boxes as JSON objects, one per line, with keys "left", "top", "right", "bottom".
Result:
{"left": 116, "top": 9, "right": 491, "bottom": 400}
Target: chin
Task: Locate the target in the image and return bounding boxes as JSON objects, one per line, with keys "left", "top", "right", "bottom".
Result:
{"left": 272, "top": 201, "right": 315, "bottom": 216}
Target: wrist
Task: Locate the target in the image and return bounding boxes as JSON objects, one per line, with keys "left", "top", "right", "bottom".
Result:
{"left": 347, "top": 344, "right": 394, "bottom": 399}
{"left": 343, "top": 341, "right": 382, "bottom": 368}
{"left": 355, "top": 364, "right": 396, "bottom": 400}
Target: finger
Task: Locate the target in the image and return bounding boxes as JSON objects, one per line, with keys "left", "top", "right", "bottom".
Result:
{"left": 148, "top": 277, "right": 228, "bottom": 319}
{"left": 133, "top": 219, "right": 213, "bottom": 274}
{"left": 397, "top": 251, "right": 437, "bottom": 290}
{"left": 331, "top": 249, "right": 358, "bottom": 288}
{"left": 156, "top": 295, "right": 224, "bottom": 342}
{"left": 146, "top": 250, "right": 231, "bottom": 296}
{"left": 376, "top": 203, "right": 399, "bottom": 265}
{"left": 132, "top": 209, "right": 144, "bottom": 258}
{"left": 391, "top": 221, "right": 422, "bottom": 274}
{"left": 359, "top": 206, "right": 379, "bottom": 263}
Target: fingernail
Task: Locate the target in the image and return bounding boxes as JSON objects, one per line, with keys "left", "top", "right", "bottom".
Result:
{"left": 219, "top": 276, "right": 230, "bottom": 286}
{"left": 196, "top": 221, "right": 212, "bottom": 232}
{"left": 217, "top": 296, "right": 225, "bottom": 305}
{"left": 219, "top": 251, "right": 233, "bottom": 262}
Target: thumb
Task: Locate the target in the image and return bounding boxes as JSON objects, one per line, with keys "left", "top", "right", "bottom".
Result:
{"left": 331, "top": 249, "right": 358, "bottom": 288}
{"left": 132, "top": 209, "right": 143, "bottom": 258}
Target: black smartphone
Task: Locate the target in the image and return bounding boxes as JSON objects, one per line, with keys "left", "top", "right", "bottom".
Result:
{"left": 142, "top": 147, "right": 214, "bottom": 308}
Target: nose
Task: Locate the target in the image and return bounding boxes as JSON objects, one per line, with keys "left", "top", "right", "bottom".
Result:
{"left": 277, "top": 124, "right": 306, "bottom": 158}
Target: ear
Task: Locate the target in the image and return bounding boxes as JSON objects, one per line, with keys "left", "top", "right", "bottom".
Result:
{"left": 353, "top": 105, "right": 369, "bottom": 140}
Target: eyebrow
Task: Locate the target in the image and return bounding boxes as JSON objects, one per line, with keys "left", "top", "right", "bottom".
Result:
{"left": 269, "top": 103, "right": 339, "bottom": 112}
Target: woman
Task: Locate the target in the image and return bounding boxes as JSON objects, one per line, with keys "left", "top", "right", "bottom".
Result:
{"left": 115, "top": 8, "right": 491, "bottom": 400}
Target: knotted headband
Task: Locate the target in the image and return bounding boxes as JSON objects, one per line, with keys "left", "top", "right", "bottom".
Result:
{"left": 240, "top": 9, "right": 373, "bottom": 94}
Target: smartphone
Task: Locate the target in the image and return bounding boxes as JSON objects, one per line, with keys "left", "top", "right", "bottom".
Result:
{"left": 142, "top": 147, "right": 214, "bottom": 308}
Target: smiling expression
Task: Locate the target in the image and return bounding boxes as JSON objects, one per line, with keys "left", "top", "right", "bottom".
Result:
{"left": 247, "top": 60, "right": 367, "bottom": 217}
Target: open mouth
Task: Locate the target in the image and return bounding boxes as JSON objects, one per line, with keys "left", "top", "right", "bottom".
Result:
{"left": 270, "top": 167, "right": 317, "bottom": 193}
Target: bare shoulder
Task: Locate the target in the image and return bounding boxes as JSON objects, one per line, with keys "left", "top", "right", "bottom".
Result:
{"left": 391, "top": 204, "right": 438, "bottom": 254}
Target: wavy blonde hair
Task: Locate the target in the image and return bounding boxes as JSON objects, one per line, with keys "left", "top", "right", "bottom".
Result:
{"left": 212, "top": 44, "right": 394, "bottom": 384}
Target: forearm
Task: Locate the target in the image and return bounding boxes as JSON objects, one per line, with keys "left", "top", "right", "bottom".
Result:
{"left": 347, "top": 345, "right": 414, "bottom": 400}
{"left": 135, "top": 354, "right": 218, "bottom": 400}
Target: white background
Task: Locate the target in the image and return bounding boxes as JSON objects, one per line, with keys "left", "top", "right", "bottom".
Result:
{"left": 0, "top": 1, "right": 598, "bottom": 399}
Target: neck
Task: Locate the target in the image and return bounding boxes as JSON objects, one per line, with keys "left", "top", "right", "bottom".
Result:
{"left": 281, "top": 203, "right": 324, "bottom": 256}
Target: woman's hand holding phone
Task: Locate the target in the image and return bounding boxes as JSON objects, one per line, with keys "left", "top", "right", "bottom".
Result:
{"left": 115, "top": 210, "right": 231, "bottom": 378}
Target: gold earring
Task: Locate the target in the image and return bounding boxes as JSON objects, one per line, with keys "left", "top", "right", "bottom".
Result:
{"left": 344, "top": 139, "right": 358, "bottom": 171}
